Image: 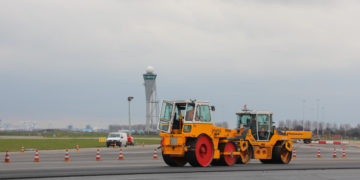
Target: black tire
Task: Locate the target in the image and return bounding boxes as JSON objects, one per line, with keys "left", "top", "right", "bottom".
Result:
{"left": 211, "top": 143, "right": 226, "bottom": 166}
{"left": 186, "top": 149, "right": 200, "bottom": 167}
{"left": 272, "top": 143, "right": 292, "bottom": 164}
{"left": 236, "top": 145, "right": 252, "bottom": 164}
{"left": 185, "top": 138, "right": 200, "bottom": 167}
{"left": 162, "top": 153, "right": 187, "bottom": 167}
{"left": 259, "top": 142, "right": 292, "bottom": 164}
{"left": 118, "top": 142, "right": 122, "bottom": 147}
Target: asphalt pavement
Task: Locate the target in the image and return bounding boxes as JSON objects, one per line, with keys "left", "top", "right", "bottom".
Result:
{"left": 39, "top": 169, "right": 360, "bottom": 180}
{"left": 1, "top": 143, "right": 360, "bottom": 179}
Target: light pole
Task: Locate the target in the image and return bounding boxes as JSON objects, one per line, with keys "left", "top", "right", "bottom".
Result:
{"left": 316, "top": 99, "right": 320, "bottom": 137}
{"left": 302, "top": 100, "right": 306, "bottom": 131}
{"left": 128, "top": 96, "right": 134, "bottom": 136}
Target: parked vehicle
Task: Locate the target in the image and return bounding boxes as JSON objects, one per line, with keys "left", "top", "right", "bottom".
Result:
{"left": 127, "top": 136, "right": 134, "bottom": 146}
{"left": 106, "top": 132, "right": 128, "bottom": 147}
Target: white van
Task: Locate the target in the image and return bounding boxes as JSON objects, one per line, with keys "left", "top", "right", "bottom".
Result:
{"left": 106, "top": 132, "right": 128, "bottom": 147}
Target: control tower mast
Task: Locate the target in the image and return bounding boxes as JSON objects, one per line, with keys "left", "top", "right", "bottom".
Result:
{"left": 143, "top": 66, "right": 158, "bottom": 133}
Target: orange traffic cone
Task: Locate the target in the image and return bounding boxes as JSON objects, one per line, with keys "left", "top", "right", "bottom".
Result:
{"left": 142, "top": 142, "right": 144, "bottom": 148}
{"left": 64, "top": 149, "right": 70, "bottom": 162}
{"left": 292, "top": 147, "right": 297, "bottom": 159}
{"left": 21, "top": 145, "right": 25, "bottom": 154}
{"left": 317, "top": 148, "right": 321, "bottom": 158}
{"left": 34, "top": 149, "right": 40, "bottom": 162}
{"left": 96, "top": 149, "right": 101, "bottom": 161}
{"left": 342, "top": 148, "right": 346, "bottom": 158}
{"left": 118, "top": 148, "right": 124, "bottom": 160}
{"left": 4, "top": 150, "right": 10, "bottom": 163}
{"left": 76, "top": 144, "right": 79, "bottom": 151}
{"left": 153, "top": 148, "right": 158, "bottom": 160}
{"left": 332, "top": 146, "right": 337, "bottom": 158}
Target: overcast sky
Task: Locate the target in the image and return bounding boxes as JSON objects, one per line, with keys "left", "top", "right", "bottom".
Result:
{"left": 0, "top": 0, "right": 359, "bottom": 129}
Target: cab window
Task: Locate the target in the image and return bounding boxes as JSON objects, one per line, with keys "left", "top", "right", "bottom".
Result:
{"left": 108, "top": 134, "right": 120, "bottom": 138}
{"left": 195, "top": 105, "right": 211, "bottom": 122}
{"left": 174, "top": 104, "right": 186, "bottom": 120}
{"left": 185, "top": 104, "right": 195, "bottom": 121}
{"left": 159, "top": 102, "right": 173, "bottom": 132}
{"left": 237, "top": 114, "right": 252, "bottom": 128}
{"left": 172, "top": 104, "right": 186, "bottom": 130}
{"left": 257, "top": 114, "right": 270, "bottom": 140}
{"left": 160, "top": 102, "right": 173, "bottom": 122}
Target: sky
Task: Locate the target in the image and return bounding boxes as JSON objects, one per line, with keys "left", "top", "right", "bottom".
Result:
{"left": 0, "top": 0, "right": 359, "bottom": 129}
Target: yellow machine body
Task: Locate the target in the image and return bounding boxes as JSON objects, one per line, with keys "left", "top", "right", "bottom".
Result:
{"left": 158, "top": 100, "right": 309, "bottom": 167}
{"left": 284, "top": 131, "right": 312, "bottom": 143}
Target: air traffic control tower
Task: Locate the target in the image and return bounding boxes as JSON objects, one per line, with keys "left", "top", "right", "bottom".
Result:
{"left": 143, "top": 66, "right": 158, "bottom": 133}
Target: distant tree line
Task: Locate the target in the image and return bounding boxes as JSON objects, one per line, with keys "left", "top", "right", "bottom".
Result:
{"left": 109, "top": 124, "right": 158, "bottom": 135}
{"left": 277, "top": 119, "right": 360, "bottom": 138}
{"left": 109, "top": 121, "right": 229, "bottom": 134}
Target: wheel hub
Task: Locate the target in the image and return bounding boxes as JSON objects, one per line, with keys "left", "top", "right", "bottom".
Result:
{"left": 200, "top": 145, "right": 207, "bottom": 154}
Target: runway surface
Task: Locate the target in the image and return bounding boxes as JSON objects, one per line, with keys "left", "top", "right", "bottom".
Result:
{"left": 1, "top": 143, "right": 360, "bottom": 179}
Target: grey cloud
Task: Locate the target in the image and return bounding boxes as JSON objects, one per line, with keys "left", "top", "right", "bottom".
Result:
{"left": 0, "top": 0, "right": 359, "bottom": 128}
